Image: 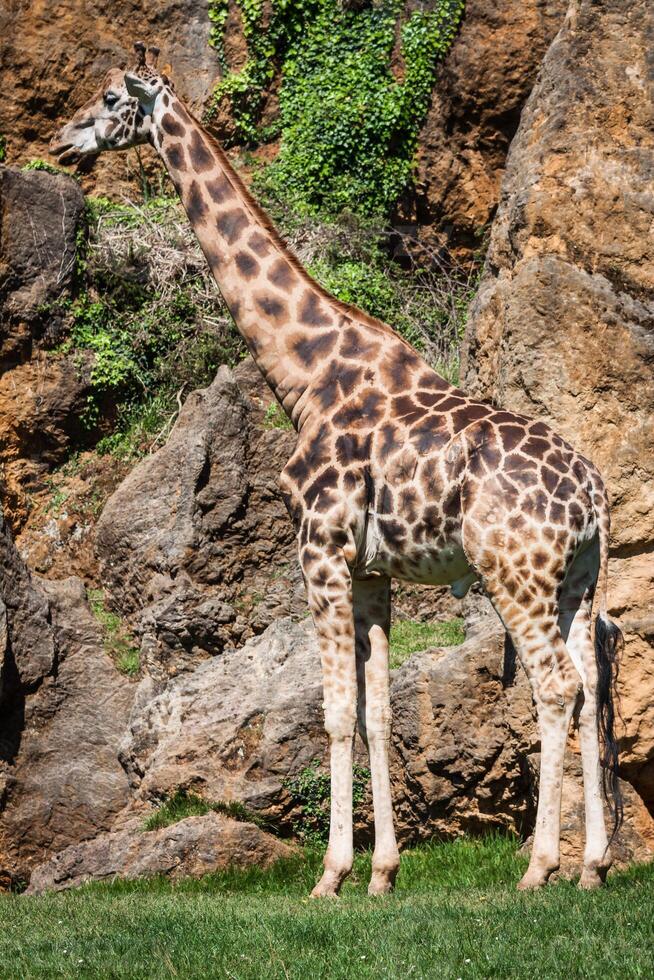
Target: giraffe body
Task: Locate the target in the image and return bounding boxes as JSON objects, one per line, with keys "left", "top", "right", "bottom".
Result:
{"left": 51, "top": 44, "right": 623, "bottom": 897}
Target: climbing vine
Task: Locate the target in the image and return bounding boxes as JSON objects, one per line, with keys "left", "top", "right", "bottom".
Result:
{"left": 207, "top": 0, "right": 464, "bottom": 215}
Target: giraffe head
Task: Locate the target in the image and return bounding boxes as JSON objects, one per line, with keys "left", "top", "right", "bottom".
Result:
{"left": 50, "top": 42, "right": 168, "bottom": 165}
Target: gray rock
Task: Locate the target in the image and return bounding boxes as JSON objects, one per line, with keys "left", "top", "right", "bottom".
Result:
{"left": 0, "top": 165, "right": 85, "bottom": 361}
{"left": 0, "top": 521, "right": 134, "bottom": 882}
{"left": 26, "top": 811, "right": 295, "bottom": 894}
{"left": 96, "top": 361, "right": 305, "bottom": 671}
{"left": 118, "top": 604, "right": 654, "bottom": 869}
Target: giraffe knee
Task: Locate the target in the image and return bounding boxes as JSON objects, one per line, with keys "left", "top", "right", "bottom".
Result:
{"left": 357, "top": 701, "right": 392, "bottom": 742}
{"left": 539, "top": 667, "right": 583, "bottom": 713}
{"left": 324, "top": 703, "right": 357, "bottom": 740}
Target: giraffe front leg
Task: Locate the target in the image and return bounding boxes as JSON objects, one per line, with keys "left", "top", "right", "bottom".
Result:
{"left": 353, "top": 576, "right": 399, "bottom": 896}
{"left": 301, "top": 544, "right": 357, "bottom": 898}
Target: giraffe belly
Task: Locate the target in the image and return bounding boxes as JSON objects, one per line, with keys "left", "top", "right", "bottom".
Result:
{"left": 392, "top": 545, "right": 473, "bottom": 586}
{"left": 357, "top": 514, "right": 472, "bottom": 586}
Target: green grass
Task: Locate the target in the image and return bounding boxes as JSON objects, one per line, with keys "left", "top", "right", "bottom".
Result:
{"left": 1, "top": 838, "right": 653, "bottom": 978}
{"left": 262, "top": 401, "right": 294, "bottom": 430}
{"left": 87, "top": 588, "right": 141, "bottom": 677}
{"left": 389, "top": 617, "right": 465, "bottom": 668}
{"left": 143, "top": 789, "right": 269, "bottom": 833}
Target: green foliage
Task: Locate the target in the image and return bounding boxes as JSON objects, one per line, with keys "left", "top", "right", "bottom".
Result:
{"left": 143, "top": 790, "right": 214, "bottom": 831}
{"left": 208, "top": 0, "right": 464, "bottom": 215}
{"left": 389, "top": 617, "right": 465, "bottom": 668}
{"left": 272, "top": 206, "right": 478, "bottom": 379}
{"left": 21, "top": 157, "right": 70, "bottom": 176}
{"left": 87, "top": 588, "right": 140, "bottom": 677}
{"left": 143, "top": 789, "right": 268, "bottom": 832}
{"left": 0, "top": 134, "right": 6, "bottom": 163}
{"left": 262, "top": 400, "right": 293, "bottom": 430}
{"left": 63, "top": 195, "right": 244, "bottom": 451}
{"left": 285, "top": 759, "right": 370, "bottom": 845}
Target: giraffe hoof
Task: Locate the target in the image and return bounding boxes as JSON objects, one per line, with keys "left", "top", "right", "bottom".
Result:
{"left": 310, "top": 869, "right": 347, "bottom": 898}
{"left": 368, "top": 871, "right": 396, "bottom": 896}
{"left": 516, "top": 877, "right": 543, "bottom": 892}
{"left": 579, "top": 865, "right": 609, "bottom": 890}
{"left": 309, "top": 884, "right": 339, "bottom": 899}
{"left": 517, "top": 868, "right": 554, "bottom": 891}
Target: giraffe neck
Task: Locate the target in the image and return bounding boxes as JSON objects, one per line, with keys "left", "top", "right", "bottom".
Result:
{"left": 150, "top": 93, "right": 354, "bottom": 424}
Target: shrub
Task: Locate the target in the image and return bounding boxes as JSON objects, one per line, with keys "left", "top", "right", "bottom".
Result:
{"left": 285, "top": 759, "right": 370, "bottom": 845}
{"left": 143, "top": 789, "right": 269, "bottom": 832}
{"left": 65, "top": 196, "right": 244, "bottom": 453}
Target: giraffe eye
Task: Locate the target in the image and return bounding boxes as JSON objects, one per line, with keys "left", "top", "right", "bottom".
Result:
{"left": 104, "top": 92, "right": 119, "bottom": 107}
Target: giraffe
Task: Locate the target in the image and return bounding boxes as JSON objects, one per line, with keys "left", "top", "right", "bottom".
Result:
{"left": 50, "top": 42, "right": 623, "bottom": 897}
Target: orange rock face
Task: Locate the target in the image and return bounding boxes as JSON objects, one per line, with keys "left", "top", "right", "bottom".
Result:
{"left": 408, "top": 0, "right": 567, "bottom": 259}
{"left": 0, "top": 0, "right": 220, "bottom": 197}
{"left": 462, "top": 0, "right": 654, "bottom": 809}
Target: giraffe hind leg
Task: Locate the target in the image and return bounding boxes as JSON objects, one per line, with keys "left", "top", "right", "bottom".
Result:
{"left": 559, "top": 541, "right": 612, "bottom": 889}
{"left": 487, "top": 584, "right": 583, "bottom": 890}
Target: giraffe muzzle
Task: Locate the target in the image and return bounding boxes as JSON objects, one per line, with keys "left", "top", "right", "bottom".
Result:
{"left": 50, "top": 141, "right": 81, "bottom": 166}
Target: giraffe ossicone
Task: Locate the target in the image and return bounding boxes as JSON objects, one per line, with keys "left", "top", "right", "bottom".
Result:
{"left": 50, "top": 42, "right": 624, "bottom": 897}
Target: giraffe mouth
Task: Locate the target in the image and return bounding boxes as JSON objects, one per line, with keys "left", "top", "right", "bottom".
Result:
{"left": 50, "top": 142, "right": 82, "bottom": 166}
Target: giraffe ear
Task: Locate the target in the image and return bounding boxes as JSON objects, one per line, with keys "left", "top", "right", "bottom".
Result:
{"left": 125, "top": 71, "right": 154, "bottom": 102}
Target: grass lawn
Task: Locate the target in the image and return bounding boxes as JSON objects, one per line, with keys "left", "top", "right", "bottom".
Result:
{"left": 389, "top": 618, "right": 465, "bottom": 668}
{"left": 1, "top": 838, "right": 652, "bottom": 979}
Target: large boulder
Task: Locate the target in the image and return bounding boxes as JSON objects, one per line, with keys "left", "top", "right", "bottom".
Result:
{"left": 0, "top": 511, "right": 134, "bottom": 885}
{"left": 461, "top": 0, "right": 654, "bottom": 809}
{"left": 95, "top": 361, "right": 305, "bottom": 671}
{"left": 26, "top": 812, "right": 295, "bottom": 895}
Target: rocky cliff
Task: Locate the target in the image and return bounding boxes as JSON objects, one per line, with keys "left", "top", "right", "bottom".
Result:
{"left": 462, "top": 0, "right": 654, "bottom": 808}
{"left": 1, "top": 0, "right": 653, "bottom": 890}
{"left": 0, "top": 0, "right": 566, "bottom": 258}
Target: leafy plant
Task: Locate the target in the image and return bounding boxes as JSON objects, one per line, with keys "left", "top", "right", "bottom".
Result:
{"left": 389, "top": 617, "right": 465, "bottom": 669}
{"left": 262, "top": 401, "right": 293, "bottom": 430}
{"left": 285, "top": 759, "right": 370, "bottom": 845}
{"left": 21, "top": 157, "right": 70, "bottom": 176}
{"left": 0, "top": 134, "right": 6, "bottom": 163}
{"left": 61, "top": 196, "right": 244, "bottom": 448}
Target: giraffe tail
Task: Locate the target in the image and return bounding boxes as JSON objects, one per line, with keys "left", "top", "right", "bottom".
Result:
{"left": 593, "top": 480, "right": 624, "bottom": 842}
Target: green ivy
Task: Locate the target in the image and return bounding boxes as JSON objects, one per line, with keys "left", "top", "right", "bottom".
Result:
{"left": 207, "top": 0, "right": 464, "bottom": 215}
{"left": 285, "top": 759, "right": 370, "bottom": 845}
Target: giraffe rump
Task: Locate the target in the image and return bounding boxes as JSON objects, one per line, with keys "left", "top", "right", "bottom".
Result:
{"left": 594, "top": 613, "right": 624, "bottom": 842}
